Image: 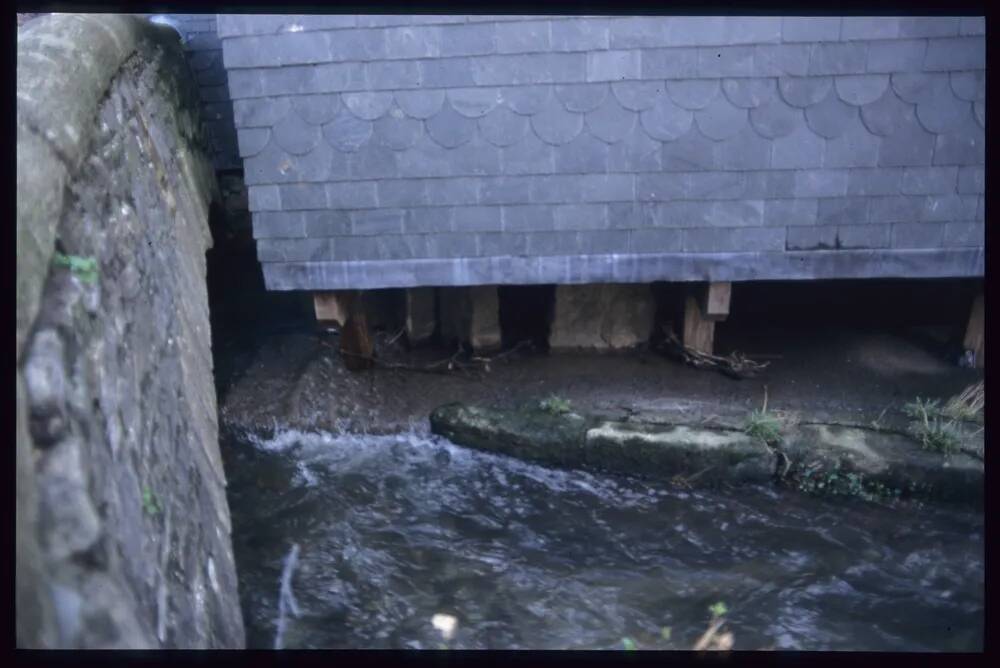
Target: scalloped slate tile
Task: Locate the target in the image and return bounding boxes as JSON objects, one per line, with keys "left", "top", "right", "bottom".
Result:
{"left": 449, "top": 88, "right": 501, "bottom": 118}
{"left": 823, "top": 113, "right": 880, "bottom": 168}
{"left": 292, "top": 94, "right": 341, "bottom": 125}
{"left": 804, "top": 90, "right": 857, "bottom": 139}
{"left": 639, "top": 96, "right": 693, "bottom": 141}
{"left": 479, "top": 106, "right": 530, "bottom": 147}
{"left": 973, "top": 100, "right": 984, "bottom": 129}
{"left": 554, "top": 131, "right": 609, "bottom": 174}
{"left": 778, "top": 76, "right": 832, "bottom": 108}
{"left": 425, "top": 100, "right": 477, "bottom": 148}
{"left": 272, "top": 113, "right": 322, "bottom": 155}
{"left": 348, "top": 142, "right": 399, "bottom": 180}
{"left": 860, "top": 87, "right": 913, "bottom": 136}
{"left": 611, "top": 81, "right": 663, "bottom": 112}
{"left": 891, "top": 73, "right": 950, "bottom": 105}
{"left": 531, "top": 103, "right": 584, "bottom": 145}
{"left": 915, "top": 92, "right": 972, "bottom": 134}
{"left": 342, "top": 92, "right": 394, "bottom": 121}
{"left": 771, "top": 123, "right": 825, "bottom": 169}
{"left": 877, "top": 108, "right": 935, "bottom": 167}
{"left": 237, "top": 128, "right": 270, "bottom": 157}
{"left": 721, "top": 78, "right": 774, "bottom": 109}
{"left": 234, "top": 96, "right": 292, "bottom": 128}
{"left": 716, "top": 125, "right": 771, "bottom": 170}
{"left": 555, "top": 83, "right": 609, "bottom": 113}
{"left": 395, "top": 134, "right": 453, "bottom": 178}
{"left": 448, "top": 137, "right": 502, "bottom": 177}
{"left": 749, "top": 92, "right": 801, "bottom": 138}
{"left": 502, "top": 131, "right": 555, "bottom": 175}
{"left": 661, "top": 126, "right": 717, "bottom": 171}
{"left": 695, "top": 95, "right": 747, "bottom": 140}
{"left": 323, "top": 108, "right": 373, "bottom": 152}
{"left": 393, "top": 90, "right": 446, "bottom": 119}
{"left": 500, "top": 85, "right": 553, "bottom": 115}
{"left": 585, "top": 94, "right": 636, "bottom": 143}
{"left": 373, "top": 106, "right": 424, "bottom": 150}
{"left": 834, "top": 75, "right": 889, "bottom": 106}
{"left": 666, "top": 80, "right": 720, "bottom": 110}
{"left": 950, "top": 71, "right": 985, "bottom": 101}
{"left": 609, "top": 126, "right": 664, "bottom": 172}
{"left": 933, "top": 110, "right": 985, "bottom": 165}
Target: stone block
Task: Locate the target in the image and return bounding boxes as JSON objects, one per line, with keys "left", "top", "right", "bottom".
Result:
{"left": 549, "top": 283, "right": 655, "bottom": 350}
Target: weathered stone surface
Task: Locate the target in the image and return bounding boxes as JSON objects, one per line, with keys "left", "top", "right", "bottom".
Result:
{"left": 17, "top": 15, "right": 243, "bottom": 648}
{"left": 549, "top": 283, "right": 655, "bottom": 350}
{"left": 429, "top": 403, "right": 983, "bottom": 506}
{"left": 782, "top": 425, "right": 983, "bottom": 506}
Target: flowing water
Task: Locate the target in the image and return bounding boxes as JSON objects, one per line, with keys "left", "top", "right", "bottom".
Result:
{"left": 222, "top": 427, "right": 984, "bottom": 651}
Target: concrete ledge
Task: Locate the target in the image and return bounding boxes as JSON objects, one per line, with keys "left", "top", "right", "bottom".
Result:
{"left": 16, "top": 14, "right": 188, "bottom": 360}
{"left": 261, "top": 248, "right": 985, "bottom": 291}
{"left": 430, "top": 402, "right": 983, "bottom": 507}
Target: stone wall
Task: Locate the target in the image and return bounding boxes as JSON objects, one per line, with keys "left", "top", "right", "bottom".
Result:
{"left": 17, "top": 15, "right": 244, "bottom": 648}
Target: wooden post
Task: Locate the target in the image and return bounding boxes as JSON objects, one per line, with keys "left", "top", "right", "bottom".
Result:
{"left": 700, "top": 282, "right": 731, "bottom": 322}
{"left": 314, "top": 291, "right": 373, "bottom": 371}
{"left": 683, "top": 294, "right": 715, "bottom": 355}
{"left": 964, "top": 293, "right": 984, "bottom": 369}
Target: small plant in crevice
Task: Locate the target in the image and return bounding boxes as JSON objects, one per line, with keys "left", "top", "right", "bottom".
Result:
{"left": 904, "top": 397, "right": 963, "bottom": 454}
{"left": 743, "top": 386, "right": 782, "bottom": 445}
{"left": 539, "top": 394, "right": 572, "bottom": 415}
{"left": 53, "top": 252, "right": 99, "bottom": 283}
{"left": 141, "top": 485, "right": 161, "bottom": 516}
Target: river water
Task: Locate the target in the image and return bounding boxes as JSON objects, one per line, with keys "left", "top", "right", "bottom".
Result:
{"left": 221, "top": 427, "right": 983, "bottom": 651}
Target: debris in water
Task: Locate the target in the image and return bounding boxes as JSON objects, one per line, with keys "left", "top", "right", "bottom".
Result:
{"left": 274, "top": 543, "right": 302, "bottom": 650}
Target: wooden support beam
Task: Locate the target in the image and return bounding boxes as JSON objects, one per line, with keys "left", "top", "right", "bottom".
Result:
{"left": 313, "top": 290, "right": 351, "bottom": 327}
{"left": 963, "top": 292, "right": 984, "bottom": 369}
{"left": 700, "top": 281, "right": 731, "bottom": 322}
{"left": 405, "top": 288, "right": 436, "bottom": 346}
{"left": 314, "top": 291, "right": 373, "bottom": 371}
{"left": 683, "top": 294, "right": 715, "bottom": 355}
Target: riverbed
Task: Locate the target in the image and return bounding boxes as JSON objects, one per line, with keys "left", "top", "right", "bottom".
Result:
{"left": 221, "top": 426, "right": 983, "bottom": 651}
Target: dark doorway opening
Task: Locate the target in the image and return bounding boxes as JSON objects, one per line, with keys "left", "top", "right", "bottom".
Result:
{"left": 498, "top": 285, "right": 556, "bottom": 352}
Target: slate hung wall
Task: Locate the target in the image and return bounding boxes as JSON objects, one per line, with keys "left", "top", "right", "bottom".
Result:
{"left": 159, "top": 14, "right": 241, "bottom": 170}
{"left": 217, "top": 15, "right": 986, "bottom": 291}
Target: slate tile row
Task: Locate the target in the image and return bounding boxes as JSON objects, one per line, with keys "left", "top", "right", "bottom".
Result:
{"left": 218, "top": 16, "right": 982, "bottom": 56}
{"left": 222, "top": 37, "right": 985, "bottom": 99}
{"left": 255, "top": 219, "right": 984, "bottom": 263}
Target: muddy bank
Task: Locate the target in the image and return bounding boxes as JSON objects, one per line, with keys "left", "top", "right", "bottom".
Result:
{"left": 220, "top": 324, "right": 981, "bottom": 437}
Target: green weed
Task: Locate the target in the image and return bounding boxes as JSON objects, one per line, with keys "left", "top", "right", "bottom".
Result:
{"left": 53, "top": 252, "right": 99, "bottom": 283}
{"left": 539, "top": 395, "right": 572, "bottom": 415}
